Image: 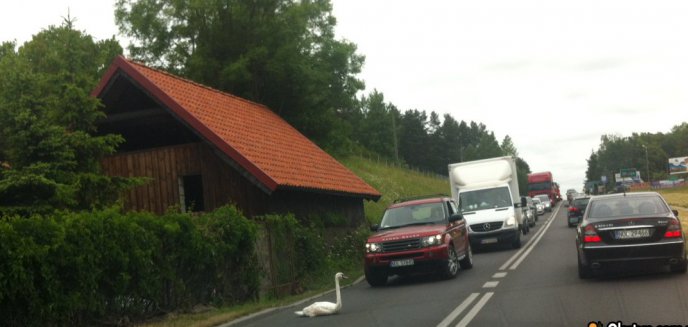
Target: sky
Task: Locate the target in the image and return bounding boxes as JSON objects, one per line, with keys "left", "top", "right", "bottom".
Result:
{"left": 2, "top": 0, "right": 688, "bottom": 193}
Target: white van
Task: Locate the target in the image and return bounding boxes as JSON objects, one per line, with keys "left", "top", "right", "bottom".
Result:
{"left": 448, "top": 156, "right": 527, "bottom": 249}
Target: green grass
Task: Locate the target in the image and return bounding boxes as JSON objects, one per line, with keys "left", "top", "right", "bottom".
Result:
{"left": 656, "top": 185, "right": 688, "bottom": 208}
{"left": 140, "top": 156, "right": 449, "bottom": 326}
{"left": 339, "top": 156, "right": 449, "bottom": 224}
{"left": 655, "top": 186, "right": 688, "bottom": 236}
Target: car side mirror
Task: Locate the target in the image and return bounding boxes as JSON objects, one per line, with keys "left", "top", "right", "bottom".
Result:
{"left": 370, "top": 224, "right": 380, "bottom": 232}
{"left": 449, "top": 214, "right": 464, "bottom": 222}
{"left": 673, "top": 209, "right": 679, "bottom": 217}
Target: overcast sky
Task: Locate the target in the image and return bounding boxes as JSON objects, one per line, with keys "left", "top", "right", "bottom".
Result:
{"left": 2, "top": 1, "right": 687, "bottom": 193}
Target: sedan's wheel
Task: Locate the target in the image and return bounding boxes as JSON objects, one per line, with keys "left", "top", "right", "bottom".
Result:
{"left": 365, "top": 268, "right": 388, "bottom": 287}
{"left": 443, "top": 245, "right": 460, "bottom": 279}
{"left": 459, "top": 243, "right": 473, "bottom": 270}
{"left": 578, "top": 255, "right": 592, "bottom": 279}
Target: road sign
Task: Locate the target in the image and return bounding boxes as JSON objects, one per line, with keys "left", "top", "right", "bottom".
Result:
{"left": 601, "top": 175, "right": 607, "bottom": 183}
{"left": 620, "top": 168, "right": 636, "bottom": 178}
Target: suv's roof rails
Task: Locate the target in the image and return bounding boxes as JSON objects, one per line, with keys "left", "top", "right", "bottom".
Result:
{"left": 394, "top": 194, "right": 449, "bottom": 203}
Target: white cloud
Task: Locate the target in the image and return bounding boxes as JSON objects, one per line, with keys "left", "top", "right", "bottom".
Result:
{"left": 333, "top": 0, "right": 688, "bottom": 192}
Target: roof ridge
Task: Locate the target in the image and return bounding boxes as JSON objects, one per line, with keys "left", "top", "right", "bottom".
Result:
{"left": 125, "top": 58, "right": 272, "bottom": 111}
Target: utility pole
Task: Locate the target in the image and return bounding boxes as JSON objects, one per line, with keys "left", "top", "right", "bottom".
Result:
{"left": 642, "top": 145, "right": 650, "bottom": 185}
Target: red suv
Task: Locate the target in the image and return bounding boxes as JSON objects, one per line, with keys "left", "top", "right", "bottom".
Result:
{"left": 364, "top": 196, "right": 472, "bottom": 286}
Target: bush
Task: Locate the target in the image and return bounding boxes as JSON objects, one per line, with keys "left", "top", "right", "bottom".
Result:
{"left": 0, "top": 205, "right": 259, "bottom": 326}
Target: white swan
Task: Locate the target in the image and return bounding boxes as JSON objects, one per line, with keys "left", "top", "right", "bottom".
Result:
{"left": 294, "top": 272, "right": 348, "bottom": 317}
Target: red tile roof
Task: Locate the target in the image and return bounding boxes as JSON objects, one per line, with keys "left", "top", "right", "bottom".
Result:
{"left": 93, "top": 56, "right": 380, "bottom": 200}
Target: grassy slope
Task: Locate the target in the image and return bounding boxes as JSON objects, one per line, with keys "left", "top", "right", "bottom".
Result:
{"left": 339, "top": 156, "right": 450, "bottom": 224}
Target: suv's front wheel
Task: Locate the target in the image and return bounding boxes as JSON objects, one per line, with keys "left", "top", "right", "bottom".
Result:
{"left": 442, "top": 245, "right": 460, "bottom": 279}
{"left": 365, "top": 268, "right": 388, "bottom": 287}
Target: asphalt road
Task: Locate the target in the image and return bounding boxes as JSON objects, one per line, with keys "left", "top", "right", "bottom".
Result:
{"left": 227, "top": 203, "right": 688, "bottom": 327}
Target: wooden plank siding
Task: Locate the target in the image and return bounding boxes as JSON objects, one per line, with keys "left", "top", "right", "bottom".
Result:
{"left": 102, "top": 142, "right": 366, "bottom": 224}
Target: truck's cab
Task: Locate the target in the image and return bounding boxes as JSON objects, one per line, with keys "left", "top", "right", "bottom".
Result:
{"left": 449, "top": 156, "right": 526, "bottom": 249}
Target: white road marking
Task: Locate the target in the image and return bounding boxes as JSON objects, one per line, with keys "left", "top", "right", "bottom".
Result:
{"left": 482, "top": 281, "right": 499, "bottom": 288}
{"left": 509, "top": 203, "right": 561, "bottom": 270}
{"left": 499, "top": 203, "right": 561, "bottom": 270}
{"left": 455, "top": 292, "right": 494, "bottom": 327}
{"left": 492, "top": 272, "right": 507, "bottom": 278}
{"left": 436, "top": 293, "right": 480, "bottom": 327}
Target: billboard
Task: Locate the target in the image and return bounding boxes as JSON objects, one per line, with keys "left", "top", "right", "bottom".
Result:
{"left": 668, "top": 157, "right": 688, "bottom": 175}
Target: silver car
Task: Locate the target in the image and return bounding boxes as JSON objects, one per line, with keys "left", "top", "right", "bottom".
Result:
{"left": 535, "top": 194, "right": 552, "bottom": 212}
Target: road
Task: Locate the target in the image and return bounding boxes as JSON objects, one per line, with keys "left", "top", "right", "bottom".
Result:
{"left": 228, "top": 203, "right": 688, "bottom": 327}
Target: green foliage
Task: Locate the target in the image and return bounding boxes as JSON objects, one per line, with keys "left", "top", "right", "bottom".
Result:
{"left": 115, "top": 0, "right": 364, "bottom": 152}
{"left": 0, "top": 18, "right": 127, "bottom": 216}
{"left": 0, "top": 205, "right": 259, "bottom": 326}
{"left": 585, "top": 124, "right": 687, "bottom": 188}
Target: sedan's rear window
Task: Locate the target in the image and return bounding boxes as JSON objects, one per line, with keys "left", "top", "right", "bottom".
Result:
{"left": 586, "top": 195, "right": 670, "bottom": 219}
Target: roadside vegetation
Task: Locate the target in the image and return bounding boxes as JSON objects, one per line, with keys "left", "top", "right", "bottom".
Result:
{"left": 656, "top": 186, "right": 688, "bottom": 236}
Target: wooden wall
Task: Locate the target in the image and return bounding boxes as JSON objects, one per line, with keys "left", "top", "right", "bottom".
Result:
{"left": 101, "top": 142, "right": 367, "bottom": 225}
{"left": 102, "top": 142, "right": 265, "bottom": 215}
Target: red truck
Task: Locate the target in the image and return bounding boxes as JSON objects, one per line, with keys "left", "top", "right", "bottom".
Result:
{"left": 527, "top": 172, "right": 557, "bottom": 206}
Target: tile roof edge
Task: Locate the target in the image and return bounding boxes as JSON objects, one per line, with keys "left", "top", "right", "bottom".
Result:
{"left": 92, "top": 55, "right": 279, "bottom": 192}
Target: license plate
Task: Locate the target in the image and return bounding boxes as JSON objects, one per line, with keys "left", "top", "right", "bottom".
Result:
{"left": 481, "top": 238, "right": 498, "bottom": 244}
{"left": 390, "top": 258, "right": 414, "bottom": 267}
{"left": 615, "top": 229, "right": 651, "bottom": 239}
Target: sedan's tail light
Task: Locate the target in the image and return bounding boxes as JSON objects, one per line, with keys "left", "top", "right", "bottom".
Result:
{"left": 568, "top": 207, "right": 579, "bottom": 213}
{"left": 583, "top": 224, "right": 601, "bottom": 243}
{"left": 664, "top": 219, "right": 682, "bottom": 238}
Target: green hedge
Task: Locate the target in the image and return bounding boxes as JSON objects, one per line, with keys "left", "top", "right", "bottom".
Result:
{"left": 0, "top": 206, "right": 259, "bottom": 326}
{"left": 0, "top": 206, "right": 367, "bottom": 326}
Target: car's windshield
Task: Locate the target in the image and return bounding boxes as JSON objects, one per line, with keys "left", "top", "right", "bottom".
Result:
{"left": 586, "top": 195, "right": 670, "bottom": 219}
{"left": 379, "top": 202, "right": 446, "bottom": 229}
{"left": 459, "top": 186, "right": 512, "bottom": 212}
{"left": 528, "top": 182, "right": 552, "bottom": 191}
{"left": 533, "top": 198, "right": 541, "bottom": 204}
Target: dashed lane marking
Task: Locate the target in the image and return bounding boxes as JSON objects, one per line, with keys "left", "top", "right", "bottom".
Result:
{"left": 436, "top": 293, "right": 480, "bottom": 327}
{"left": 482, "top": 281, "right": 499, "bottom": 288}
{"left": 455, "top": 292, "right": 494, "bottom": 327}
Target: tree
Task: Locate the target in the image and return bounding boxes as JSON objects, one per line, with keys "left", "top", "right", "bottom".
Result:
{"left": 355, "top": 90, "right": 397, "bottom": 158}
{"left": 0, "top": 19, "right": 128, "bottom": 215}
{"left": 501, "top": 135, "right": 518, "bottom": 157}
{"left": 398, "top": 110, "right": 429, "bottom": 169}
{"left": 115, "top": 0, "right": 365, "bottom": 152}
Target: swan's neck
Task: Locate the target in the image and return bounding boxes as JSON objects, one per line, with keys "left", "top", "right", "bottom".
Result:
{"left": 334, "top": 276, "right": 342, "bottom": 310}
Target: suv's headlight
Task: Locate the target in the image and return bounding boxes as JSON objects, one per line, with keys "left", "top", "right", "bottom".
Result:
{"left": 421, "top": 234, "right": 443, "bottom": 247}
{"left": 505, "top": 215, "right": 516, "bottom": 227}
{"left": 366, "top": 243, "right": 382, "bottom": 253}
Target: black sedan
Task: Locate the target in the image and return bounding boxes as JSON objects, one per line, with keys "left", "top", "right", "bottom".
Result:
{"left": 576, "top": 192, "right": 687, "bottom": 278}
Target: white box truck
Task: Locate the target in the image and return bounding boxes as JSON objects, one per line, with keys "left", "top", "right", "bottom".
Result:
{"left": 448, "top": 156, "right": 527, "bottom": 249}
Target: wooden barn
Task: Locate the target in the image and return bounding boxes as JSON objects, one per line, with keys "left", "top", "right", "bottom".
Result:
{"left": 92, "top": 56, "right": 380, "bottom": 225}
